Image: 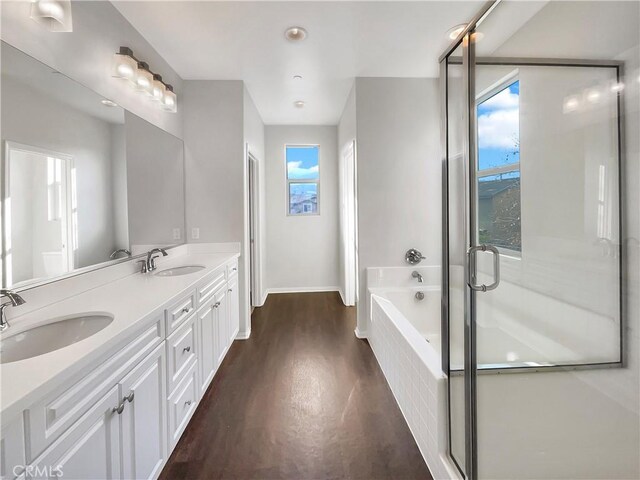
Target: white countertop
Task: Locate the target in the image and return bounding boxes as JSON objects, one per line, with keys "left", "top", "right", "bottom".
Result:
{"left": 0, "top": 250, "right": 239, "bottom": 422}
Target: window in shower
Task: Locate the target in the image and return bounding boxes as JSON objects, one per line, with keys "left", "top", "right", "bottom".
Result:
{"left": 477, "top": 76, "right": 521, "bottom": 253}
{"left": 286, "top": 145, "right": 320, "bottom": 215}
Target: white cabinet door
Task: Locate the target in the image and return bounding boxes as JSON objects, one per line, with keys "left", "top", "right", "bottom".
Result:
{"left": 227, "top": 277, "right": 240, "bottom": 344}
{"left": 215, "top": 289, "right": 228, "bottom": 365}
{"left": 120, "top": 343, "right": 167, "bottom": 480}
{"left": 1, "top": 416, "right": 25, "bottom": 480}
{"left": 31, "top": 386, "right": 121, "bottom": 480}
{"left": 197, "top": 298, "right": 219, "bottom": 396}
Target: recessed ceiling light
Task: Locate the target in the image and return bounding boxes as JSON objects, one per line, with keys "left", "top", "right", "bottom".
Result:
{"left": 447, "top": 24, "right": 467, "bottom": 40}
{"left": 101, "top": 99, "right": 118, "bottom": 107}
{"left": 285, "top": 26, "right": 307, "bottom": 42}
{"left": 294, "top": 100, "right": 305, "bottom": 108}
{"left": 293, "top": 75, "right": 303, "bottom": 80}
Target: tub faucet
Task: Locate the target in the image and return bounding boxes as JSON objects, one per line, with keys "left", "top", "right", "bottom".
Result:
{"left": 0, "top": 289, "right": 26, "bottom": 332}
{"left": 412, "top": 271, "right": 423, "bottom": 283}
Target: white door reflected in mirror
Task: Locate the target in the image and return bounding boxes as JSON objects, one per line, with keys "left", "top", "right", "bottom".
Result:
{"left": 4, "top": 143, "right": 76, "bottom": 286}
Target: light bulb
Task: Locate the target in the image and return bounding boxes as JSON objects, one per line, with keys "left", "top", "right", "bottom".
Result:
{"left": 152, "top": 74, "right": 166, "bottom": 102}
{"left": 111, "top": 48, "right": 137, "bottom": 84}
{"left": 135, "top": 62, "right": 154, "bottom": 96}
{"left": 162, "top": 85, "right": 177, "bottom": 113}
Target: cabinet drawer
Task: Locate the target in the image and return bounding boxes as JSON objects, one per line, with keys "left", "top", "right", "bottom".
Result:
{"left": 196, "top": 268, "right": 225, "bottom": 306}
{"left": 227, "top": 259, "right": 238, "bottom": 278}
{"left": 166, "top": 315, "right": 197, "bottom": 395}
{"left": 165, "top": 291, "right": 196, "bottom": 335}
{"left": 167, "top": 362, "right": 198, "bottom": 449}
{"left": 25, "top": 315, "right": 164, "bottom": 462}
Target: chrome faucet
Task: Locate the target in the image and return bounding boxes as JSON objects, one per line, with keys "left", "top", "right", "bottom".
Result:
{"left": 0, "top": 289, "right": 26, "bottom": 332}
{"left": 412, "top": 271, "right": 423, "bottom": 283}
{"left": 110, "top": 248, "right": 132, "bottom": 259}
{"left": 145, "top": 248, "right": 168, "bottom": 273}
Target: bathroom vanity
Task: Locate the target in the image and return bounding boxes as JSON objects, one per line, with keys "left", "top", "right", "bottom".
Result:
{"left": 0, "top": 37, "right": 244, "bottom": 479}
{"left": 0, "top": 245, "right": 241, "bottom": 479}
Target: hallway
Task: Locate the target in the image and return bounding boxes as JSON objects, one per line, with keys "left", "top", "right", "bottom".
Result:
{"left": 160, "top": 292, "right": 432, "bottom": 479}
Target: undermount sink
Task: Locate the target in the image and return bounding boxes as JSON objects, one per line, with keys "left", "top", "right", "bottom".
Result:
{"left": 0, "top": 314, "right": 114, "bottom": 364}
{"left": 154, "top": 265, "right": 205, "bottom": 277}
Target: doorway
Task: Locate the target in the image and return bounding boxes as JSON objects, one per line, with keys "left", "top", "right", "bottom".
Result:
{"left": 247, "top": 150, "right": 260, "bottom": 307}
{"left": 340, "top": 139, "right": 358, "bottom": 306}
{"left": 2, "top": 141, "right": 75, "bottom": 287}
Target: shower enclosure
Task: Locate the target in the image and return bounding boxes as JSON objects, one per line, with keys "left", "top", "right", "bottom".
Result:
{"left": 440, "top": 1, "right": 640, "bottom": 478}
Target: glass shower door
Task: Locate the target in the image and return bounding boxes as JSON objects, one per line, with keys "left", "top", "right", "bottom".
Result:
{"left": 467, "top": 1, "right": 632, "bottom": 479}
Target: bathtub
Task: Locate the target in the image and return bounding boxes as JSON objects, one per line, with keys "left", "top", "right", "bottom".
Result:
{"left": 366, "top": 266, "right": 460, "bottom": 480}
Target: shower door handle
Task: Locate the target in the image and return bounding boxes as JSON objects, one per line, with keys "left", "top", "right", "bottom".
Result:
{"left": 467, "top": 244, "right": 500, "bottom": 292}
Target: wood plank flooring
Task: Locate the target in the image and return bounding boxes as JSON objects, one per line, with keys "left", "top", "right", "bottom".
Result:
{"left": 159, "top": 292, "right": 432, "bottom": 480}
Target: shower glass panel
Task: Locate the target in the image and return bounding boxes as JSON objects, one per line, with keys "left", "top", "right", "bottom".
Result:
{"left": 443, "top": 41, "right": 467, "bottom": 475}
{"left": 471, "top": 1, "right": 636, "bottom": 479}
{"left": 442, "top": 1, "right": 639, "bottom": 479}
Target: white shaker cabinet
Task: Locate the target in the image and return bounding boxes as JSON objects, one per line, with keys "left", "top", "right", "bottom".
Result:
{"left": 120, "top": 343, "right": 167, "bottom": 480}
{"left": 30, "top": 386, "right": 122, "bottom": 480}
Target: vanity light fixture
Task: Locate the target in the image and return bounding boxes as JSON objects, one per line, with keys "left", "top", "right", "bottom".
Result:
{"left": 112, "top": 47, "right": 138, "bottom": 84}
{"left": 152, "top": 74, "right": 166, "bottom": 102}
{"left": 101, "top": 99, "right": 118, "bottom": 107}
{"left": 294, "top": 100, "right": 305, "bottom": 108}
{"left": 285, "top": 26, "right": 308, "bottom": 42}
{"left": 30, "top": 0, "right": 73, "bottom": 32}
{"left": 111, "top": 46, "right": 177, "bottom": 113}
{"left": 135, "top": 62, "right": 154, "bottom": 96}
{"left": 162, "top": 85, "right": 177, "bottom": 113}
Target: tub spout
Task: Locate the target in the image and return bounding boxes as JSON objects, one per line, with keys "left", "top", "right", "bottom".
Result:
{"left": 411, "top": 271, "right": 423, "bottom": 283}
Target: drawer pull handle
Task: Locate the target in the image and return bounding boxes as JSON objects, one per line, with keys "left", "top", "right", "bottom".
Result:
{"left": 112, "top": 402, "right": 125, "bottom": 415}
{"left": 183, "top": 346, "right": 191, "bottom": 353}
{"left": 125, "top": 392, "right": 135, "bottom": 403}
{"left": 228, "top": 288, "right": 233, "bottom": 292}
{"left": 231, "top": 267, "right": 237, "bottom": 271}
{"left": 181, "top": 307, "right": 192, "bottom": 314}
{"left": 185, "top": 400, "right": 192, "bottom": 406}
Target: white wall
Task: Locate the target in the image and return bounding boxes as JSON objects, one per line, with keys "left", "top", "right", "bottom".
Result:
{"left": 264, "top": 125, "right": 340, "bottom": 292}
{"left": 243, "top": 87, "right": 266, "bottom": 306}
{"left": 125, "top": 112, "right": 185, "bottom": 248}
{"left": 354, "top": 78, "right": 442, "bottom": 335}
{"left": 0, "top": 1, "right": 183, "bottom": 139}
{"left": 337, "top": 84, "right": 357, "bottom": 303}
{"left": 183, "top": 80, "right": 251, "bottom": 336}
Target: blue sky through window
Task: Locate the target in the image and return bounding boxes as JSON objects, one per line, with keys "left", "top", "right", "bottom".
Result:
{"left": 287, "top": 146, "right": 319, "bottom": 180}
{"left": 478, "top": 81, "right": 520, "bottom": 173}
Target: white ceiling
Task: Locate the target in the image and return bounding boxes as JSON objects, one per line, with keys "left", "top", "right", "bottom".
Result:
{"left": 112, "top": 1, "right": 484, "bottom": 125}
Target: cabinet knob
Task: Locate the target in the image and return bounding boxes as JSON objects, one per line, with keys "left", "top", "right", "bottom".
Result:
{"left": 212, "top": 302, "right": 220, "bottom": 309}
{"left": 228, "top": 288, "right": 233, "bottom": 293}
{"left": 181, "top": 307, "right": 192, "bottom": 314}
{"left": 231, "top": 267, "right": 237, "bottom": 271}
{"left": 185, "top": 400, "right": 192, "bottom": 406}
{"left": 112, "top": 402, "right": 125, "bottom": 415}
{"left": 183, "top": 346, "right": 191, "bottom": 353}
{"left": 125, "top": 392, "right": 135, "bottom": 403}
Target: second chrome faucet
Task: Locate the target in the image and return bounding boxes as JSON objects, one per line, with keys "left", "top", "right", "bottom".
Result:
{"left": 137, "top": 248, "right": 168, "bottom": 273}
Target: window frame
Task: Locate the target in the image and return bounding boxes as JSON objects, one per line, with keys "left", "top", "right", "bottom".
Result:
{"left": 476, "top": 71, "right": 522, "bottom": 257}
{"left": 285, "top": 144, "right": 320, "bottom": 216}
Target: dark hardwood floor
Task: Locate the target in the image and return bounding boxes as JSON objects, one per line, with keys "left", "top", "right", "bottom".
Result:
{"left": 160, "top": 292, "right": 432, "bottom": 480}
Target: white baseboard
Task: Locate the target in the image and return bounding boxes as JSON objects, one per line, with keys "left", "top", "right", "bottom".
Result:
{"left": 354, "top": 326, "right": 368, "bottom": 339}
{"left": 338, "top": 288, "right": 346, "bottom": 305}
{"left": 236, "top": 328, "right": 251, "bottom": 340}
{"left": 265, "top": 286, "right": 340, "bottom": 295}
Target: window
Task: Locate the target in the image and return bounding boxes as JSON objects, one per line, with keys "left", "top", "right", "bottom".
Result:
{"left": 286, "top": 145, "right": 319, "bottom": 215}
{"left": 477, "top": 77, "right": 521, "bottom": 253}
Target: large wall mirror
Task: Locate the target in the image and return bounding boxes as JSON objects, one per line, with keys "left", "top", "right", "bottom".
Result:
{"left": 0, "top": 41, "right": 185, "bottom": 290}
